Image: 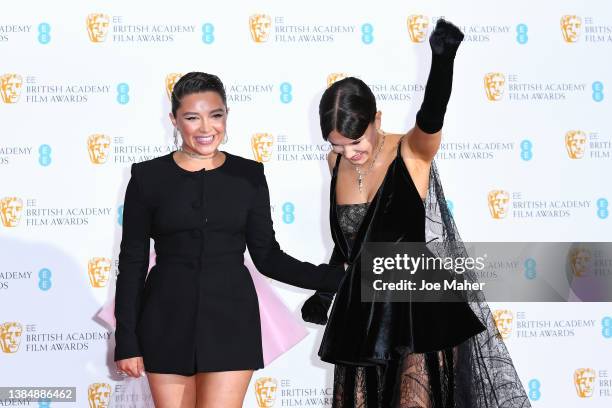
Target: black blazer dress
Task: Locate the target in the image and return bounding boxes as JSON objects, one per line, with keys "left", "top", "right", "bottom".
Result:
{"left": 114, "top": 152, "right": 344, "bottom": 375}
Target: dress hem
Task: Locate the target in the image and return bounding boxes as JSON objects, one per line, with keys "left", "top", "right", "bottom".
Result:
{"left": 144, "top": 364, "right": 265, "bottom": 376}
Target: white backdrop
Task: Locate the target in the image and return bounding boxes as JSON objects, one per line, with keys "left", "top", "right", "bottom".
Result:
{"left": 1, "top": 0, "right": 611, "bottom": 407}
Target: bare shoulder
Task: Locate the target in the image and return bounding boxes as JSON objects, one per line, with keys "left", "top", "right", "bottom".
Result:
{"left": 326, "top": 150, "right": 338, "bottom": 174}
{"left": 386, "top": 133, "right": 404, "bottom": 150}
{"left": 380, "top": 132, "right": 404, "bottom": 159}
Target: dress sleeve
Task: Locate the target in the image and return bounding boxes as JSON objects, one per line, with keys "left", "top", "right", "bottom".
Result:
{"left": 246, "top": 163, "right": 344, "bottom": 292}
{"left": 300, "top": 245, "right": 344, "bottom": 324}
{"left": 114, "top": 164, "right": 151, "bottom": 361}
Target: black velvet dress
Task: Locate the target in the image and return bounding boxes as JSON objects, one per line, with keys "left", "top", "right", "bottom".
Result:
{"left": 319, "top": 140, "right": 532, "bottom": 407}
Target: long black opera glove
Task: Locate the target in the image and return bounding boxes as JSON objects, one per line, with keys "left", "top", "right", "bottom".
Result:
{"left": 415, "top": 19, "right": 465, "bottom": 134}
{"left": 301, "top": 245, "right": 344, "bottom": 325}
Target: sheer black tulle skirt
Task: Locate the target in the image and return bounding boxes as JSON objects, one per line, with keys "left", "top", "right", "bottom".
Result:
{"left": 332, "top": 335, "right": 530, "bottom": 408}
{"left": 333, "top": 346, "right": 458, "bottom": 408}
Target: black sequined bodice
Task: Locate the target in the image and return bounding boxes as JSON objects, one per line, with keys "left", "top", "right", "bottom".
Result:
{"left": 336, "top": 203, "right": 369, "bottom": 252}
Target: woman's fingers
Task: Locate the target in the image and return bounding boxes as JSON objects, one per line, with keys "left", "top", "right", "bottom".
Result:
{"left": 127, "top": 358, "right": 141, "bottom": 378}
{"left": 116, "top": 357, "right": 143, "bottom": 378}
{"left": 429, "top": 19, "right": 465, "bottom": 56}
{"left": 136, "top": 357, "right": 145, "bottom": 377}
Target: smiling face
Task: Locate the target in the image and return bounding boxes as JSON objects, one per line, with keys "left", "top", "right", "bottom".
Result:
{"left": 327, "top": 113, "right": 381, "bottom": 166}
{"left": 170, "top": 91, "right": 227, "bottom": 157}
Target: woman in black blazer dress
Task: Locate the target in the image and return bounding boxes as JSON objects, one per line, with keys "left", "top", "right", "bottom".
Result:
{"left": 114, "top": 72, "right": 344, "bottom": 408}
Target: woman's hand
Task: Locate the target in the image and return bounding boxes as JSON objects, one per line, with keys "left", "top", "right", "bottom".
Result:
{"left": 116, "top": 356, "right": 145, "bottom": 378}
{"left": 301, "top": 291, "right": 335, "bottom": 325}
{"left": 429, "top": 19, "right": 465, "bottom": 58}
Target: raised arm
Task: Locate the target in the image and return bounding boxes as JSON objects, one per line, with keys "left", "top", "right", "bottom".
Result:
{"left": 114, "top": 164, "right": 151, "bottom": 361}
{"left": 246, "top": 162, "right": 344, "bottom": 292}
{"left": 407, "top": 19, "right": 465, "bottom": 161}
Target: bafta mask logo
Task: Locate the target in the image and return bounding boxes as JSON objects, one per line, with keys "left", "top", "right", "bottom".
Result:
{"left": 254, "top": 377, "right": 278, "bottom": 408}
{"left": 165, "top": 73, "right": 183, "bottom": 101}
{"left": 87, "top": 134, "right": 111, "bottom": 164}
{"left": 561, "top": 15, "right": 582, "bottom": 43}
{"left": 565, "top": 130, "right": 587, "bottom": 159}
{"left": 251, "top": 133, "right": 274, "bottom": 163}
{"left": 0, "top": 197, "right": 23, "bottom": 228}
{"left": 568, "top": 247, "right": 592, "bottom": 277}
{"left": 484, "top": 73, "right": 506, "bottom": 102}
{"left": 487, "top": 190, "right": 510, "bottom": 219}
{"left": 0, "top": 322, "right": 23, "bottom": 353}
{"left": 0, "top": 73, "right": 23, "bottom": 104}
{"left": 327, "top": 73, "right": 348, "bottom": 88}
{"left": 574, "top": 368, "right": 596, "bottom": 398}
{"left": 88, "top": 257, "right": 111, "bottom": 288}
{"left": 86, "top": 13, "right": 110, "bottom": 43}
{"left": 249, "top": 14, "right": 272, "bottom": 43}
{"left": 88, "top": 383, "right": 112, "bottom": 408}
{"left": 407, "top": 15, "right": 430, "bottom": 43}
{"left": 492, "top": 309, "right": 513, "bottom": 339}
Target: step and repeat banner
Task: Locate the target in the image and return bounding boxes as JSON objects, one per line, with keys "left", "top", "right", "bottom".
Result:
{"left": 1, "top": 0, "right": 611, "bottom": 407}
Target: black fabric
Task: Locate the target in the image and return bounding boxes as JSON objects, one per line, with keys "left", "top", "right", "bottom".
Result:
{"left": 302, "top": 218, "right": 363, "bottom": 325}
{"left": 416, "top": 19, "right": 464, "bottom": 134}
{"left": 316, "top": 139, "right": 531, "bottom": 407}
{"left": 319, "top": 142, "right": 486, "bottom": 364}
{"left": 301, "top": 290, "right": 334, "bottom": 325}
{"left": 114, "top": 152, "right": 344, "bottom": 374}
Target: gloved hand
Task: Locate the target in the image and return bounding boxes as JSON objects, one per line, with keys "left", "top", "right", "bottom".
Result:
{"left": 301, "top": 291, "right": 334, "bottom": 325}
{"left": 416, "top": 19, "right": 465, "bottom": 134}
{"left": 428, "top": 18, "right": 464, "bottom": 59}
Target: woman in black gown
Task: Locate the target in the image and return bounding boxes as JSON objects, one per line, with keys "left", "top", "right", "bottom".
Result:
{"left": 302, "top": 20, "right": 532, "bottom": 407}
{"left": 113, "top": 72, "right": 345, "bottom": 408}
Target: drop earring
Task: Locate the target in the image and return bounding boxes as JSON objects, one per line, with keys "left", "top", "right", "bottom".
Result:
{"left": 173, "top": 127, "right": 180, "bottom": 150}
{"left": 222, "top": 132, "right": 228, "bottom": 144}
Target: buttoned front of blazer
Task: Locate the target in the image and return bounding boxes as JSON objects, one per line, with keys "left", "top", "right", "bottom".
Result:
{"left": 114, "top": 152, "right": 343, "bottom": 375}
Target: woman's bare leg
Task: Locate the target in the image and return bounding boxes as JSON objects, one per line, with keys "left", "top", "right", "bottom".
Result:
{"left": 146, "top": 372, "right": 197, "bottom": 408}
{"left": 195, "top": 370, "right": 254, "bottom": 408}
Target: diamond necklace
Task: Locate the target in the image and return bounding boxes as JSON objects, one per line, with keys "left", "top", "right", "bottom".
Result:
{"left": 354, "top": 131, "right": 386, "bottom": 193}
